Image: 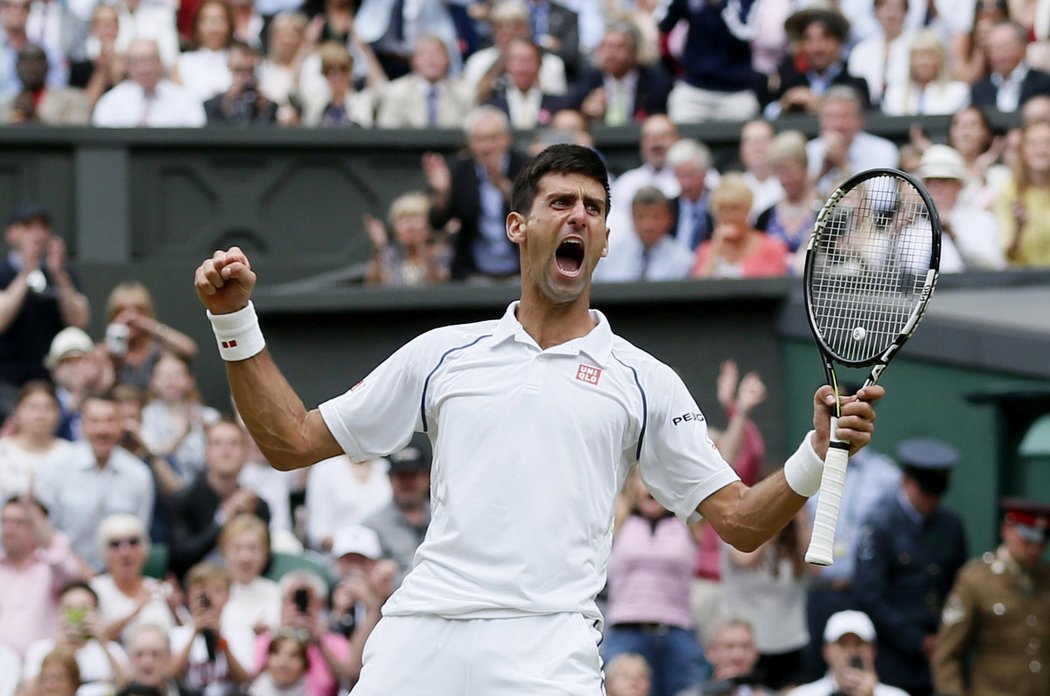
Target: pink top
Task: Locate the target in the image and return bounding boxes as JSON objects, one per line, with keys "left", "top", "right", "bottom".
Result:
{"left": 0, "top": 533, "right": 81, "bottom": 656}
{"left": 606, "top": 515, "right": 696, "bottom": 629}
{"left": 692, "top": 235, "right": 789, "bottom": 279}
{"left": 254, "top": 632, "right": 350, "bottom": 696}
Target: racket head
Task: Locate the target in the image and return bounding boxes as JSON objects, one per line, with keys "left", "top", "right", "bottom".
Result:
{"left": 803, "top": 168, "right": 941, "bottom": 370}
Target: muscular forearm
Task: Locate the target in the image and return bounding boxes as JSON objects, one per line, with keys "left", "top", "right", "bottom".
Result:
{"left": 698, "top": 472, "right": 807, "bottom": 552}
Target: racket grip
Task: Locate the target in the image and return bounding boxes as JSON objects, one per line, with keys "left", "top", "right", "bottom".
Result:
{"left": 805, "top": 418, "right": 851, "bottom": 566}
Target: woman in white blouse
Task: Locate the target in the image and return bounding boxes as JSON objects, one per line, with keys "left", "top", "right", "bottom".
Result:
{"left": 173, "top": 0, "right": 234, "bottom": 103}
{"left": 0, "top": 382, "right": 72, "bottom": 501}
{"left": 882, "top": 29, "right": 971, "bottom": 115}
{"left": 847, "top": 0, "right": 913, "bottom": 108}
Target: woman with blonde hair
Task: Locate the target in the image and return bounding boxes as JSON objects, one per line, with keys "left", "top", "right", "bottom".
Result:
{"left": 996, "top": 118, "right": 1050, "bottom": 266}
{"left": 881, "top": 29, "right": 971, "bottom": 115}
{"left": 693, "top": 174, "right": 789, "bottom": 279}
{"left": 220, "top": 514, "right": 282, "bottom": 636}
{"left": 364, "top": 192, "right": 449, "bottom": 286}
{"left": 755, "top": 131, "right": 821, "bottom": 274}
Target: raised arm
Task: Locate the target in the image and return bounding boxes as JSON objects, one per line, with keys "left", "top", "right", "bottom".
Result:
{"left": 193, "top": 247, "right": 342, "bottom": 470}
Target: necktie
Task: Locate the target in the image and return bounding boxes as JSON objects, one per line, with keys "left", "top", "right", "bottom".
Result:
{"left": 390, "top": 0, "right": 405, "bottom": 42}
{"left": 606, "top": 82, "right": 626, "bottom": 126}
{"left": 639, "top": 246, "right": 652, "bottom": 280}
{"left": 426, "top": 86, "right": 439, "bottom": 127}
{"left": 139, "top": 92, "right": 155, "bottom": 126}
{"left": 689, "top": 205, "right": 705, "bottom": 250}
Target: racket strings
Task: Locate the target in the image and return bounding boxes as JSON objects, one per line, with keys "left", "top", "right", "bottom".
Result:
{"left": 808, "top": 175, "right": 932, "bottom": 363}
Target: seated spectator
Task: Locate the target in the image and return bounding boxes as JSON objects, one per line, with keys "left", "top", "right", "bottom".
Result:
{"left": 593, "top": 186, "right": 694, "bottom": 283}
{"left": 560, "top": 20, "right": 670, "bottom": 127}
{"left": 847, "top": 0, "right": 912, "bottom": 109}
{"left": 737, "top": 119, "right": 783, "bottom": 221}
{"left": 604, "top": 653, "right": 652, "bottom": 696}
{"left": 305, "top": 454, "right": 391, "bottom": 555}
{"left": 693, "top": 174, "right": 788, "bottom": 279}
{"left": 70, "top": 5, "right": 127, "bottom": 112}
{"left": 257, "top": 12, "right": 308, "bottom": 125}
{"left": 0, "top": 495, "right": 83, "bottom": 657}
{"left": 22, "top": 581, "right": 129, "bottom": 696}
{"left": 118, "top": 622, "right": 185, "bottom": 696}
{"left": 364, "top": 192, "right": 449, "bottom": 287}
{"left": 228, "top": 0, "right": 262, "bottom": 48}
{"left": 46, "top": 327, "right": 113, "bottom": 441}
{"left": 787, "top": 610, "right": 908, "bottom": 696}
{"left": 171, "top": 563, "right": 253, "bottom": 695}
{"left": 205, "top": 41, "right": 278, "bottom": 125}
{"left": 0, "top": 43, "right": 89, "bottom": 124}
{"left": 666, "top": 138, "right": 716, "bottom": 254}
{"left": 110, "top": 0, "right": 179, "bottom": 68}
{"left": 605, "top": 114, "right": 682, "bottom": 243}
{"left": 167, "top": 420, "right": 270, "bottom": 579}
{"left": 928, "top": 104, "right": 1011, "bottom": 209}
{"left": 423, "top": 106, "right": 530, "bottom": 281}
{"left": 526, "top": 0, "right": 580, "bottom": 81}
{"left": 248, "top": 631, "right": 310, "bottom": 696}
{"left": 0, "top": 382, "right": 72, "bottom": 500}
{"left": 92, "top": 39, "right": 207, "bottom": 127}
{"left": 374, "top": 34, "right": 473, "bottom": 129}
{"left": 90, "top": 514, "right": 179, "bottom": 644}
{"left": 996, "top": 118, "right": 1050, "bottom": 266}
{"left": 484, "top": 37, "right": 560, "bottom": 129}
{"left": 882, "top": 29, "right": 971, "bottom": 116}
{"left": 687, "top": 618, "right": 775, "bottom": 696}
{"left": 807, "top": 86, "right": 898, "bottom": 196}
{"left": 353, "top": 0, "right": 460, "bottom": 81}
{"left": 0, "top": 0, "right": 68, "bottom": 99}
{"left": 950, "top": 0, "right": 1007, "bottom": 83}
{"left": 219, "top": 514, "right": 281, "bottom": 636}
{"left": 971, "top": 21, "right": 1050, "bottom": 113}
{"left": 755, "top": 130, "right": 821, "bottom": 274}
{"left": 26, "top": 648, "right": 81, "bottom": 696}
{"left": 174, "top": 0, "right": 234, "bottom": 103}
{"left": 34, "top": 392, "right": 154, "bottom": 571}
{"left": 763, "top": 3, "right": 871, "bottom": 118}
{"left": 301, "top": 41, "right": 374, "bottom": 127}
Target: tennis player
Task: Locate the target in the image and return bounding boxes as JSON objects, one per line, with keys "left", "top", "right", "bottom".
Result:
{"left": 194, "top": 144, "right": 883, "bottom": 694}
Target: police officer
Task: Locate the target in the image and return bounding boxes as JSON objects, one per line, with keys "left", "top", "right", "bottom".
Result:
{"left": 854, "top": 438, "right": 968, "bottom": 696}
{"left": 932, "top": 499, "right": 1050, "bottom": 696}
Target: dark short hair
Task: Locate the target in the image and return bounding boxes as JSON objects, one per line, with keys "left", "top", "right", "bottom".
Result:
{"left": 510, "top": 144, "right": 611, "bottom": 219}
{"left": 59, "top": 580, "right": 99, "bottom": 606}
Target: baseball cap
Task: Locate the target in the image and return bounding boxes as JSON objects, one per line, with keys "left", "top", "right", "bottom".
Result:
{"left": 824, "top": 610, "right": 876, "bottom": 643}
{"left": 44, "top": 326, "right": 94, "bottom": 370}
{"left": 331, "top": 524, "right": 381, "bottom": 560}
{"left": 387, "top": 434, "right": 431, "bottom": 475}
{"left": 916, "top": 145, "right": 968, "bottom": 182}
{"left": 6, "top": 203, "right": 51, "bottom": 227}
{"left": 1002, "top": 498, "right": 1050, "bottom": 544}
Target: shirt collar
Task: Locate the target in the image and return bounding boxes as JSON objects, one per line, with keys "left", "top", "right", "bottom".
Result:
{"left": 491, "top": 301, "right": 614, "bottom": 366}
{"left": 992, "top": 63, "right": 1028, "bottom": 88}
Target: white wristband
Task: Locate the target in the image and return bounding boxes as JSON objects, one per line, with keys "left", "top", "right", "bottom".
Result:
{"left": 207, "top": 302, "right": 266, "bottom": 362}
{"left": 784, "top": 430, "right": 825, "bottom": 497}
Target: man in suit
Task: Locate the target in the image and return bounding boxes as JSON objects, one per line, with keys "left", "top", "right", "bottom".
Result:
{"left": 352, "top": 0, "right": 459, "bottom": 80}
{"left": 763, "top": 2, "right": 871, "bottom": 118}
{"left": 560, "top": 21, "right": 671, "bottom": 127}
{"left": 971, "top": 21, "right": 1050, "bottom": 113}
{"left": 668, "top": 138, "right": 716, "bottom": 253}
{"left": 422, "top": 105, "right": 529, "bottom": 280}
{"left": 0, "top": 42, "right": 88, "bottom": 123}
{"left": 375, "top": 34, "right": 474, "bottom": 129}
{"left": 806, "top": 85, "right": 897, "bottom": 196}
{"left": 526, "top": 0, "right": 579, "bottom": 81}
{"left": 592, "top": 186, "right": 694, "bottom": 283}
{"left": 484, "top": 37, "right": 560, "bottom": 130}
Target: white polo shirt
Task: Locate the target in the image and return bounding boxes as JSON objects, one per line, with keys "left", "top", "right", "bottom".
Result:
{"left": 319, "top": 302, "right": 740, "bottom": 623}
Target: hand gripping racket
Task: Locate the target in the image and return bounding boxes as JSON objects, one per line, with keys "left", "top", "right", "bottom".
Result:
{"left": 803, "top": 168, "right": 940, "bottom": 566}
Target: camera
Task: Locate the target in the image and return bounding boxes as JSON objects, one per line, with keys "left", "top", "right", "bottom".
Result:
{"left": 105, "top": 322, "right": 129, "bottom": 356}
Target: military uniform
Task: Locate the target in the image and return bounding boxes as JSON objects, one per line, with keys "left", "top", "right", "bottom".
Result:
{"left": 932, "top": 546, "right": 1050, "bottom": 696}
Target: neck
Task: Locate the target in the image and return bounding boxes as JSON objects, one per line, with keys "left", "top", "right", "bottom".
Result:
{"left": 515, "top": 294, "right": 595, "bottom": 350}
{"left": 114, "top": 572, "right": 143, "bottom": 593}
{"left": 208, "top": 472, "right": 239, "bottom": 497}
{"left": 1029, "top": 170, "right": 1050, "bottom": 187}
{"left": 13, "top": 432, "right": 52, "bottom": 451}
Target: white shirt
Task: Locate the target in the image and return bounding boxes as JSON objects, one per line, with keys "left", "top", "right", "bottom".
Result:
{"left": 222, "top": 577, "right": 282, "bottom": 635}
{"left": 0, "top": 437, "right": 73, "bottom": 501}
{"left": 0, "top": 644, "right": 18, "bottom": 696}
{"left": 462, "top": 45, "right": 567, "bottom": 96}
{"left": 991, "top": 64, "right": 1029, "bottom": 113}
{"left": 847, "top": 31, "right": 913, "bottom": 106}
{"left": 22, "top": 637, "right": 128, "bottom": 687}
{"left": 807, "top": 131, "right": 899, "bottom": 197}
{"left": 594, "top": 234, "right": 695, "bottom": 283}
{"left": 881, "top": 80, "right": 971, "bottom": 116}
{"left": 318, "top": 302, "right": 743, "bottom": 622}
{"left": 606, "top": 164, "right": 682, "bottom": 261}
{"left": 239, "top": 460, "right": 295, "bottom": 533}
{"left": 505, "top": 85, "right": 544, "bottom": 130}
{"left": 92, "top": 79, "right": 206, "bottom": 127}
{"left": 91, "top": 574, "right": 177, "bottom": 644}
{"left": 114, "top": 0, "right": 180, "bottom": 67}
{"left": 176, "top": 48, "right": 231, "bottom": 103}
{"left": 304, "top": 456, "right": 392, "bottom": 551}
{"left": 742, "top": 171, "right": 784, "bottom": 222}
{"left": 788, "top": 673, "right": 909, "bottom": 696}
{"left": 940, "top": 203, "right": 1005, "bottom": 272}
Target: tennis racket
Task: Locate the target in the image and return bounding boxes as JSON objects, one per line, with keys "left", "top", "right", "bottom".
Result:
{"left": 803, "top": 168, "right": 940, "bottom": 566}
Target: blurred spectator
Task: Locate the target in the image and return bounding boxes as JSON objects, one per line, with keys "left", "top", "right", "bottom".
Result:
{"left": 301, "top": 41, "right": 374, "bottom": 127}
{"left": 659, "top": 0, "right": 760, "bottom": 123}
{"left": 935, "top": 105, "right": 1010, "bottom": 208}
{"left": 25, "top": 0, "right": 84, "bottom": 83}
{"left": 527, "top": 106, "right": 594, "bottom": 156}
{"left": 92, "top": 39, "right": 206, "bottom": 127}
{"left": 463, "top": 0, "right": 567, "bottom": 102}
{"left": 0, "top": 496, "right": 82, "bottom": 656}
{"left": 167, "top": 420, "right": 270, "bottom": 579}
{"left": 119, "top": 622, "right": 186, "bottom": 696}
{"left": 738, "top": 119, "right": 783, "bottom": 222}
{"left": 22, "top": 581, "right": 129, "bottom": 696}
{"left": 0, "top": 381, "right": 72, "bottom": 499}
{"left": 219, "top": 514, "right": 281, "bottom": 636}
{"left": 0, "top": 43, "right": 89, "bottom": 123}
{"left": 104, "top": 281, "right": 197, "bottom": 392}
{"left": 604, "top": 652, "right": 652, "bottom": 696}
{"left": 257, "top": 12, "right": 307, "bottom": 124}
{"left": 847, "top": 0, "right": 912, "bottom": 109}
{"left": 526, "top": 0, "right": 579, "bottom": 79}
{"left": 111, "top": 0, "right": 179, "bottom": 68}
{"left": 0, "top": 0, "right": 68, "bottom": 98}
{"left": 971, "top": 21, "right": 1050, "bottom": 112}
{"left": 0, "top": 643, "right": 17, "bottom": 696}
{"left": 140, "top": 353, "right": 219, "bottom": 483}
{"left": 484, "top": 37, "right": 560, "bottom": 129}
{"left": 916, "top": 145, "right": 1006, "bottom": 271}
{"left": 175, "top": 0, "right": 235, "bottom": 103}
{"left": 592, "top": 186, "right": 694, "bottom": 282}
{"left": 688, "top": 618, "right": 775, "bottom": 696}
{"left": 364, "top": 192, "right": 449, "bottom": 287}
{"left": 0, "top": 204, "right": 89, "bottom": 410}
{"left": 606, "top": 114, "right": 680, "bottom": 243}
{"left": 1023, "top": 93, "right": 1050, "bottom": 122}
{"left": 72, "top": 5, "right": 128, "bottom": 113}
{"left": 375, "top": 34, "right": 473, "bottom": 128}
{"left": 353, "top": 0, "right": 460, "bottom": 80}
{"left": 91, "top": 514, "right": 179, "bottom": 645}
{"left": 45, "top": 326, "right": 107, "bottom": 441}
{"left": 228, "top": 0, "right": 262, "bottom": 48}
{"left": 561, "top": 20, "right": 670, "bottom": 127}
{"left": 248, "top": 631, "right": 310, "bottom": 696}
{"left": 854, "top": 438, "right": 968, "bottom": 696}
{"left": 763, "top": 3, "right": 871, "bottom": 118}
{"left": 750, "top": 0, "right": 792, "bottom": 90}
{"left": 951, "top": 0, "right": 1008, "bottom": 83}
{"left": 693, "top": 174, "right": 788, "bottom": 279}
{"left": 932, "top": 498, "right": 1050, "bottom": 696}
{"left": 27, "top": 648, "right": 81, "bottom": 696}
{"left": 305, "top": 453, "right": 391, "bottom": 555}
{"left": 604, "top": 469, "right": 709, "bottom": 696}
{"left": 807, "top": 86, "right": 898, "bottom": 196}
{"left": 996, "top": 118, "right": 1050, "bottom": 266}
{"left": 881, "top": 29, "right": 971, "bottom": 116}
{"left": 205, "top": 41, "right": 278, "bottom": 125}
{"left": 171, "top": 563, "right": 253, "bottom": 695}
{"left": 755, "top": 130, "right": 820, "bottom": 275}
{"left": 34, "top": 392, "right": 154, "bottom": 571}
{"left": 666, "top": 138, "right": 714, "bottom": 253}
{"left": 424, "top": 106, "right": 528, "bottom": 280}
{"left": 788, "top": 610, "right": 908, "bottom": 696}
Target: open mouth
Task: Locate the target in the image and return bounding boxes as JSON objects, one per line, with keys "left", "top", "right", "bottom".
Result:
{"left": 555, "top": 238, "right": 585, "bottom": 275}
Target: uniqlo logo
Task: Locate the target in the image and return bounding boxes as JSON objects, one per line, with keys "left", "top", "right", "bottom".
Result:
{"left": 221, "top": 340, "right": 238, "bottom": 349}
{"left": 576, "top": 364, "right": 602, "bottom": 385}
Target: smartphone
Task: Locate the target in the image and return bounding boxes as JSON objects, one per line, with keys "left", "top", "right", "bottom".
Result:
{"left": 293, "top": 588, "right": 310, "bottom": 614}
{"left": 849, "top": 655, "right": 864, "bottom": 670}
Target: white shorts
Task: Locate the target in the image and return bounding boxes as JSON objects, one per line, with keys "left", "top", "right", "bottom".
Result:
{"left": 350, "top": 613, "right": 606, "bottom": 695}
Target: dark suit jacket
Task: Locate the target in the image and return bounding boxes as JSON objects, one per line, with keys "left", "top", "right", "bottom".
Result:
{"left": 971, "top": 67, "right": 1050, "bottom": 109}
{"left": 559, "top": 64, "right": 672, "bottom": 123}
{"left": 670, "top": 195, "right": 714, "bottom": 250}
{"left": 537, "top": 1, "right": 580, "bottom": 79}
{"left": 429, "top": 150, "right": 531, "bottom": 279}
{"left": 764, "top": 58, "right": 872, "bottom": 111}
{"left": 484, "top": 88, "right": 562, "bottom": 128}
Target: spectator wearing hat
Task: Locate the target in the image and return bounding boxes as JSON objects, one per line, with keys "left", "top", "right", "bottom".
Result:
{"left": 932, "top": 498, "right": 1050, "bottom": 696}
{"left": 0, "top": 204, "right": 89, "bottom": 414}
{"left": 763, "top": 1, "right": 870, "bottom": 119}
{"left": 853, "top": 438, "right": 968, "bottom": 696}
{"left": 916, "top": 145, "right": 1005, "bottom": 273}
{"left": 971, "top": 21, "right": 1050, "bottom": 114}
{"left": 363, "top": 434, "right": 431, "bottom": 589}
{"left": 788, "top": 610, "right": 909, "bottom": 696}
{"left": 45, "top": 327, "right": 107, "bottom": 441}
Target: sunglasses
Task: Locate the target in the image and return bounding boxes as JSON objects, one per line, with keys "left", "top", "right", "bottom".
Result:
{"left": 107, "top": 536, "right": 142, "bottom": 549}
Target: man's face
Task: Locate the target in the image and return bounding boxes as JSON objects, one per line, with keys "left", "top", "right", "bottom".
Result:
{"left": 0, "top": 502, "right": 37, "bottom": 557}
{"left": 800, "top": 22, "right": 842, "bottom": 73}
{"left": 5, "top": 217, "right": 50, "bottom": 258}
{"left": 82, "top": 398, "right": 123, "bottom": 463}
{"left": 128, "top": 629, "right": 170, "bottom": 687}
{"left": 1002, "top": 522, "right": 1048, "bottom": 568}
{"left": 510, "top": 172, "right": 609, "bottom": 306}
{"left": 205, "top": 422, "right": 247, "bottom": 479}
{"left": 823, "top": 634, "right": 875, "bottom": 679}
{"left": 706, "top": 624, "right": 758, "bottom": 679}
{"left": 820, "top": 98, "right": 863, "bottom": 142}
{"left": 740, "top": 121, "right": 773, "bottom": 173}
{"left": 0, "top": 0, "right": 30, "bottom": 34}
{"left": 227, "top": 47, "right": 256, "bottom": 91}
{"left": 923, "top": 177, "right": 961, "bottom": 214}
{"left": 127, "top": 42, "right": 162, "bottom": 91}
{"left": 103, "top": 529, "right": 146, "bottom": 576}
{"left": 640, "top": 117, "right": 677, "bottom": 169}
{"left": 467, "top": 113, "right": 512, "bottom": 170}
{"left": 631, "top": 201, "right": 672, "bottom": 249}
{"left": 16, "top": 47, "right": 48, "bottom": 90}
{"left": 412, "top": 37, "right": 449, "bottom": 83}
{"left": 390, "top": 470, "right": 429, "bottom": 509}
{"left": 598, "top": 29, "right": 636, "bottom": 78}
{"left": 988, "top": 25, "right": 1025, "bottom": 76}
{"left": 506, "top": 39, "right": 540, "bottom": 91}
{"left": 673, "top": 161, "right": 707, "bottom": 203}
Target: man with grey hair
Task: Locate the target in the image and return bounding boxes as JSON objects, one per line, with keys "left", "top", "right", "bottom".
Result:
{"left": 91, "top": 38, "right": 204, "bottom": 127}
{"left": 668, "top": 138, "right": 717, "bottom": 252}
{"left": 374, "top": 34, "right": 474, "bottom": 129}
{"left": 971, "top": 21, "right": 1050, "bottom": 113}
{"left": 592, "top": 186, "right": 694, "bottom": 282}
{"left": 422, "top": 105, "right": 530, "bottom": 280}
